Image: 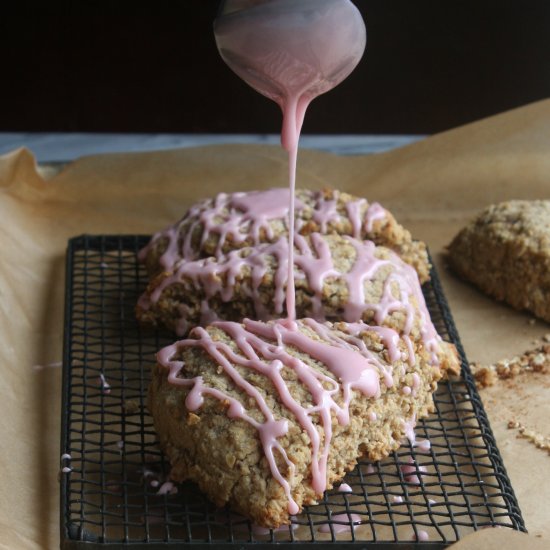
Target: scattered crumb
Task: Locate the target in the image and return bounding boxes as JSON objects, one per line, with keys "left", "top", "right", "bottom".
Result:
{"left": 123, "top": 399, "right": 140, "bottom": 415}
{"left": 528, "top": 318, "right": 536, "bottom": 326}
{"left": 470, "top": 366, "right": 498, "bottom": 388}
{"left": 187, "top": 412, "right": 201, "bottom": 426}
{"left": 470, "top": 344, "right": 550, "bottom": 387}
{"left": 507, "top": 420, "right": 550, "bottom": 455}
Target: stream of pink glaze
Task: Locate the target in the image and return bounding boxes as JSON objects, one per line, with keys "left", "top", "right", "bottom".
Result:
{"left": 215, "top": 0, "right": 366, "bottom": 319}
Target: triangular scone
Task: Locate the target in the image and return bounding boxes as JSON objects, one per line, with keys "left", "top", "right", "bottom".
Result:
{"left": 149, "top": 318, "right": 442, "bottom": 528}
{"left": 137, "top": 233, "right": 459, "bottom": 374}
{"left": 449, "top": 200, "right": 550, "bottom": 322}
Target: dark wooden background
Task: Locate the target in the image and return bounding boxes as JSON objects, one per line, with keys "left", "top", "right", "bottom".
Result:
{"left": 2, "top": 1, "right": 549, "bottom": 134}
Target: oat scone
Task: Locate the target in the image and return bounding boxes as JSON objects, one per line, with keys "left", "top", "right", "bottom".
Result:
{"left": 448, "top": 200, "right": 550, "bottom": 322}
{"left": 139, "top": 188, "right": 430, "bottom": 283}
{"left": 149, "top": 318, "right": 442, "bottom": 527}
{"left": 138, "top": 233, "right": 459, "bottom": 374}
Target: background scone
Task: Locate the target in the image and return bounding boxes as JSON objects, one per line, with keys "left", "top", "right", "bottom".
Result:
{"left": 149, "top": 319, "right": 442, "bottom": 528}
{"left": 448, "top": 200, "right": 550, "bottom": 322}
{"left": 139, "top": 188, "right": 431, "bottom": 283}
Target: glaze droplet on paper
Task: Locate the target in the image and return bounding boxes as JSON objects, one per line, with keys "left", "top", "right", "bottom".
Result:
{"left": 400, "top": 456, "right": 428, "bottom": 485}
{"left": 413, "top": 529, "right": 430, "bottom": 541}
{"left": 99, "top": 373, "right": 111, "bottom": 394}
{"left": 318, "top": 513, "right": 362, "bottom": 534}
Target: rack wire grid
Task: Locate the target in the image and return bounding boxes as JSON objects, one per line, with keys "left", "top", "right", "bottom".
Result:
{"left": 60, "top": 235, "right": 526, "bottom": 549}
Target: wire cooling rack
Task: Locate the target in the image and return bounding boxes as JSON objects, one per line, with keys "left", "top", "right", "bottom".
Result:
{"left": 60, "top": 235, "right": 526, "bottom": 549}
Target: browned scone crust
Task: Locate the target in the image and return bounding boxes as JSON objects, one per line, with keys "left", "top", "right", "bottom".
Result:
{"left": 448, "top": 200, "right": 550, "bottom": 322}
{"left": 148, "top": 320, "right": 442, "bottom": 527}
{"left": 142, "top": 188, "right": 431, "bottom": 283}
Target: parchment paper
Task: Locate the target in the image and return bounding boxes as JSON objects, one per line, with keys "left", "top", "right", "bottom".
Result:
{"left": 1, "top": 99, "right": 549, "bottom": 548}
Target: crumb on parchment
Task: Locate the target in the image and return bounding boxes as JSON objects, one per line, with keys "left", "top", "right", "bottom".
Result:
{"left": 469, "top": 343, "right": 550, "bottom": 388}
{"left": 507, "top": 420, "right": 550, "bottom": 455}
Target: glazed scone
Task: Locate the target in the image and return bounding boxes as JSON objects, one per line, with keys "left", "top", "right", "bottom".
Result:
{"left": 149, "top": 318, "right": 442, "bottom": 528}
{"left": 448, "top": 200, "right": 550, "bottom": 322}
{"left": 137, "top": 234, "right": 424, "bottom": 334}
{"left": 139, "top": 188, "right": 431, "bottom": 283}
{"left": 137, "top": 233, "right": 459, "bottom": 374}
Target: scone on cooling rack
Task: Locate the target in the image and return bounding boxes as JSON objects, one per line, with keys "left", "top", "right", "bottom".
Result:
{"left": 137, "top": 232, "right": 459, "bottom": 375}
{"left": 138, "top": 188, "right": 431, "bottom": 283}
{"left": 148, "top": 318, "right": 443, "bottom": 528}
{"left": 448, "top": 200, "right": 550, "bottom": 322}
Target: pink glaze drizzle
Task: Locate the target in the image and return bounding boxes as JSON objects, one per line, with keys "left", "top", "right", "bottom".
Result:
{"left": 402, "top": 414, "right": 417, "bottom": 445}
{"left": 138, "top": 189, "right": 302, "bottom": 270}
{"left": 312, "top": 198, "right": 338, "bottom": 232}
{"left": 140, "top": 233, "right": 442, "bottom": 368}
{"left": 99, "top": 373, "right": 111, "bottom": 394}
{"left": 138, "top": 189, "right": 389, "bottom": 274}
{"left": 414, "top": 530, "right": 430, "bottom": 542}
{"left": 416, "top": 439, "right": 431, "bottom": 452}
{"left": 401, "top": 456, "right": 428, "bottom": 485}
{"left": 156, "top": 318, "right": 381, "bottom": 513}
{"left": 346, "top": 199, "right": 366, "bottom": 238}
{"left": 157, "top": 481, "right": 178, "bottom": 496}
{"left": 402, "top": 414, "right": 431, "bottom": 452}
{"left": 364, "top": 202, "right": 387, "bottom": 232}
